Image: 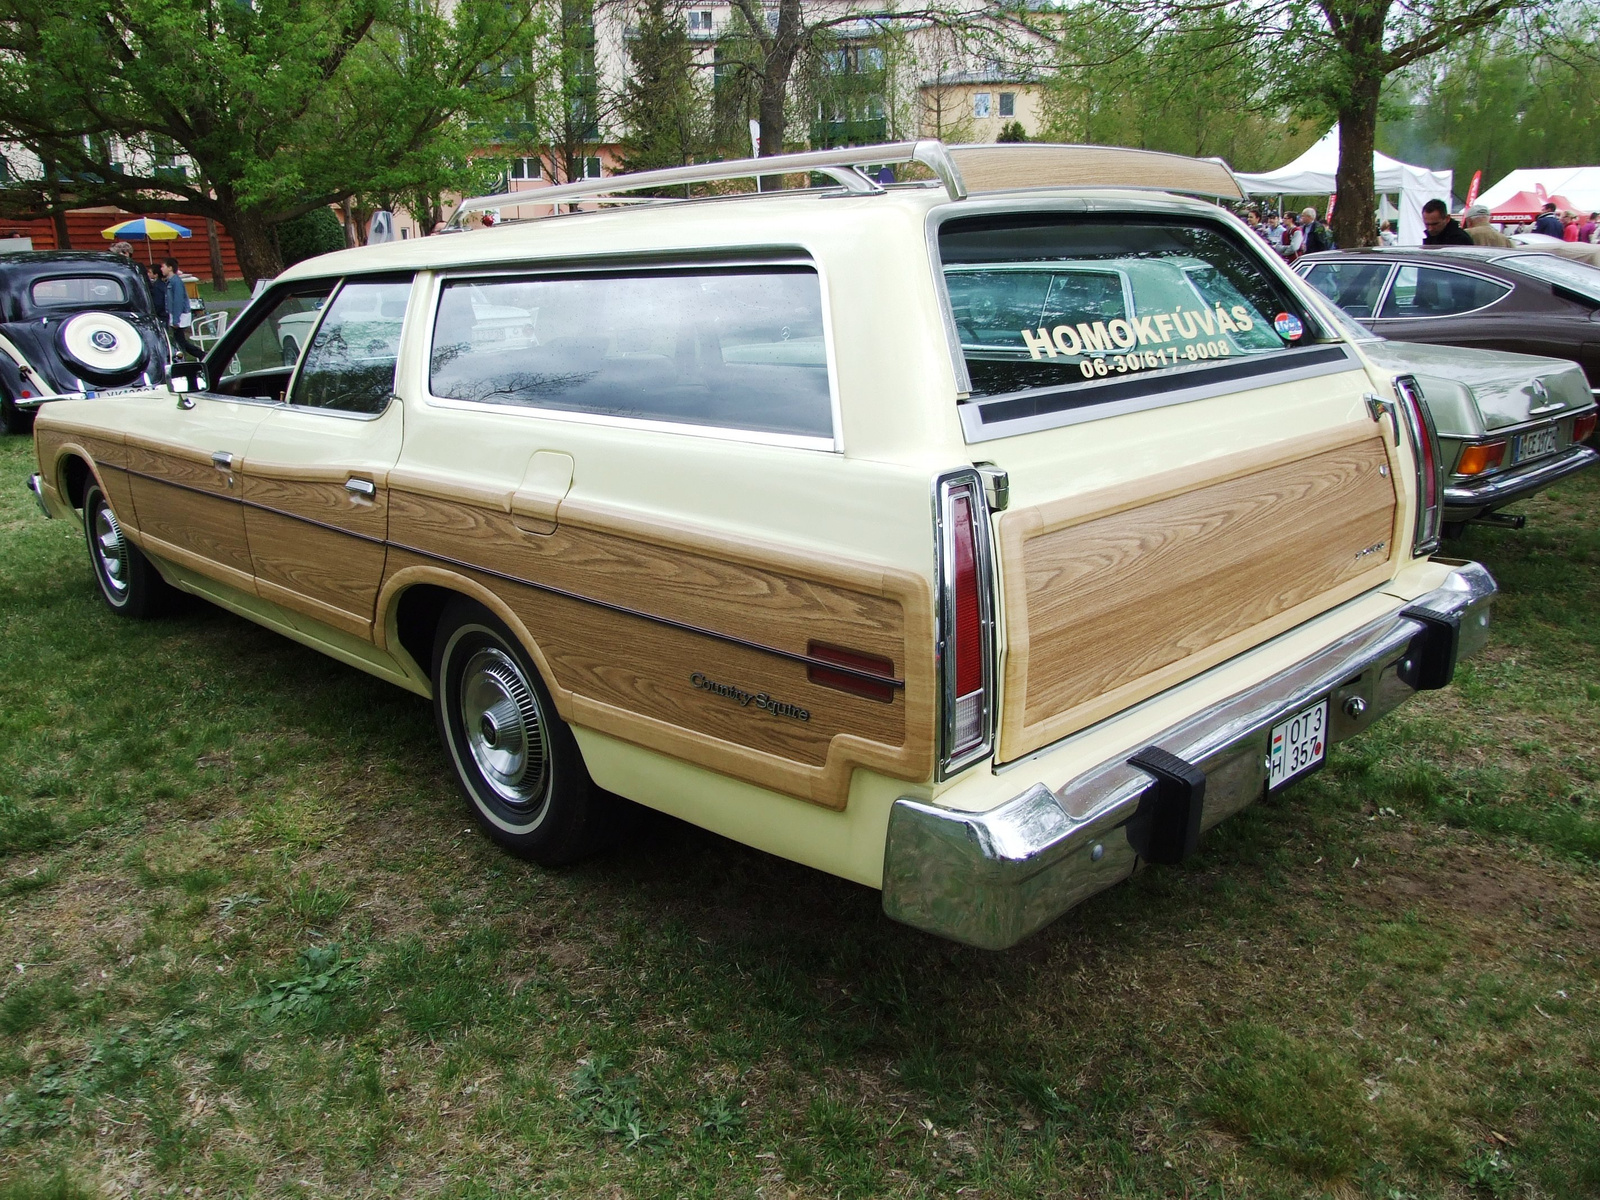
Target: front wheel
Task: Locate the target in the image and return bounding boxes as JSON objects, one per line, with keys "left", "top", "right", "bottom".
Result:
{"left": 432, "top": 598, "right": 618, "bottom": 865}
{"left": 83, "top": 483, "right": 174, "bottom": 618}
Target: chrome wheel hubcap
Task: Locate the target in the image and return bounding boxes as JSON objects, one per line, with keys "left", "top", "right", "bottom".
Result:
{"left": 459, "top": 646, "right": 547, "bottom": 807}
{"left": 93, "top": 504, "right": 130, "bottom": 599}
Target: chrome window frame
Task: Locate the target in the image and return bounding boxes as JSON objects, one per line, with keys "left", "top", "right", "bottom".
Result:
{"left": 419, "top": 254, "right": 843, "bottom": 454}
{"left": 926, "top": 197, "right": 1349, "bottom": 442}
{"left": 1372, "top": 261, "right": 1514, "bottom": 322}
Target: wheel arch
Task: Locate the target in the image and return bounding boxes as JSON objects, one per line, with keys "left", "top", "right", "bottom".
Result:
{"left": 376, "top": 566, "right": 569, "bottom": 714}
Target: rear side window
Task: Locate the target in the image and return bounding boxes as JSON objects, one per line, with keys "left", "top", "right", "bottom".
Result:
{"left": 1378, "top": 266, "right": 1510, "bottom": 319}
{"left": 429, "top": 266, "right": 833, "bottom": 440}
{"left": 1302, "top": 261, "right": 1391, "bottom": 319}
{"left": 32, "top": 276, "right": 127, "bottom": 307}
{"left": 940, "top": 216, "right": 1324, "bottom": 406}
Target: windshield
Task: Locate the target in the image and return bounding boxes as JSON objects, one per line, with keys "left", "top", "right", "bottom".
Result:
{"left": 1508, "top": 254, "right": 1600, "bottom": 306}
{"left": 940, "top": 216, "right": 1325, "bottom": 404}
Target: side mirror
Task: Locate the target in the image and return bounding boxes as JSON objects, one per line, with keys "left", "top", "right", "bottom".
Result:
{"left": 169, "top": 360, "right": 206, "bottom": 393}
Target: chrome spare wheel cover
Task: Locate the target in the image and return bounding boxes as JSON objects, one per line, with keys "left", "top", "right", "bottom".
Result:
{"left": 93, "top": 503, "right": 130, "bottom": 600}
{"left": 459, "top": 645, "right": 548, "bottom": 808}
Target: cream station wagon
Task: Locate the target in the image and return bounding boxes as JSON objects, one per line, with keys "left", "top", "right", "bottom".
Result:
{"left": 26, "top": 142, "right": 1496, "bottom": 949}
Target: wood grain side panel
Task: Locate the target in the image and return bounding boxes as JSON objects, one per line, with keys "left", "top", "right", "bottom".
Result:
{"left": 999, "top": 428, "right": 1398, "bottom": 759}
{"left": 121, "top": 467, "right": 255, "bottom": 579}
{"left": 381, "top": 491, "right": 936, "bottom": 809}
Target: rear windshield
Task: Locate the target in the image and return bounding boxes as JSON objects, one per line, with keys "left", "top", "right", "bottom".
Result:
{"left": 940, "top": 216, "right": 1326, "bottom": 406}
{"left": 1507, "top": 253, "right": 1600, "bottom": 306}
{"left": 31, "top": 276, "right": 127, "bottom": 308}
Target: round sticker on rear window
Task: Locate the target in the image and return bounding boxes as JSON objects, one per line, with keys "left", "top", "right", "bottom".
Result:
{"left": 1273, "top": 312, "right": 1304, "bottom": 341}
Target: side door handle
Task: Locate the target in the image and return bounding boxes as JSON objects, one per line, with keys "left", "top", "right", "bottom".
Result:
{"left": 345, "top": 477, "right": 376, "bottom": 498}
{"left": 211, "top": 450, "right": 234, "bottom": 471}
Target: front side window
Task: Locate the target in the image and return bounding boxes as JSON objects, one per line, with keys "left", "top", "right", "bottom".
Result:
{"left": 429, "top": 266, "right": 832, "bottom": 440}
{"left": 942, "top": 216, "right": 1318, "bottom": 404}
{"left": 218, "top": 287, "right": 334, "bottom": 385}
{"left": 32, "top": 276, "right": 127, "bottom": 307}
{"left": 290, "top": 279, "right": 411, "bottom": 413}
{"left": 1378, "top": 265, "right": 1510, "bottom": 319}
{"left": 1302, "top": 260, "right": 1391, "bottom": 319}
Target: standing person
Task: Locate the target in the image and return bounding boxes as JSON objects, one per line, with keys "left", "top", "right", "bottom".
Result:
{"left": 143, "top": 262, "right": 167, "bottom": 323}
{"left": 1378, "top": 221, "right": 1399, "bottom": 246}
{"left": 108, "top": 240, "right": 135, "bottom": 264}
{"left": 1462, "top": 204, "right": 1514, "bottom": 247}
{"left": 1562, "top": 212, "right": 1580, "bottom": 242}
{"left": 1533, "top": 202, "right": 1565, "bottom": 238}
{"left": 1583, "top": 212, "right": 1599, "bottom": 243}
{"left": 159, "top": 257, "right": 203, "bottom": 358}
{"left": 1263, "top": 211, "right": 1288, "bottom": 253}
{"left": 1421, "top": 199, "right": 1473, "bottom": 246}
{"left": 1296, "top": 206, "right": 1334, "bottom": 257}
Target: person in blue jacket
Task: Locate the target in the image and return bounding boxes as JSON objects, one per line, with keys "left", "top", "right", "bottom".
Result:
{"left": 159, "top": 257, "right": 203, "bottom": 358}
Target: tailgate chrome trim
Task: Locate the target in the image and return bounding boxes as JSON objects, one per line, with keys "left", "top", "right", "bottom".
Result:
{"left": 882, "top": 561, "right": 1496, "bottom": 949}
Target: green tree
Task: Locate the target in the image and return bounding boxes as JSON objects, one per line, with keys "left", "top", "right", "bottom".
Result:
{"left": 1394, "top": 18, "right": 1600, "bottom": 184}
{"left": 618, "top": 0, "right": 705, "bottom": 180}
{"left": 0, "top": 0, "right": 547, "bottom": 281}
{"left": 1019, "top": 0, "right": 1534, "bottom": 246}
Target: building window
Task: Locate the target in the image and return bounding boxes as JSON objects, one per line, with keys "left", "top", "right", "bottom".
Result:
{"left": 509, "top": 156, "right": 540, "bottom": 181}
{"left": 999, "top": 92, "right": 1015, "bottom": 117}
{"left": 972, "top": 93, "right": 991, "bottom": 119}
{"left": 688, "top": 9, "right": 712, "bottom": 34}
{"left": 583, "top": 156, "right": 603, "bottom": 179}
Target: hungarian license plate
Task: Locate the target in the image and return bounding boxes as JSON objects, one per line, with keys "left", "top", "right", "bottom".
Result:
{"left": 1515, "top": 424, "right": 1560, "bottom": 463}
{"left": 1268, "top": 699, "right": 1328, "bottom": 790}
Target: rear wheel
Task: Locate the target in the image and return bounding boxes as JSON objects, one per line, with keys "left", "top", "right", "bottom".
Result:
{"left": 83, "top": 483, "right": 174, "bottom": 618}
{"left": 432, "top": 598, "right": 617, "bottom": 865}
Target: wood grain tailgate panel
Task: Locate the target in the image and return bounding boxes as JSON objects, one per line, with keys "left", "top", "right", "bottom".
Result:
{"left": 998, "top": 426, "right": 1398, "bottom": 760}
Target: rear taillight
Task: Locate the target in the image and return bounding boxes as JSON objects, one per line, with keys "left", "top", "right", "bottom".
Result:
{"left": 1394, "top": 376, "right": 1443, "bottom": 555}
{"left": 1454, "top": 441, "right": 1506, "bottom": 476}
{"left": 1575, "top": 411, "right": 1597, "bottom": 444}
{"left": 936, "top": 471, "right": 995, "bottom": 776}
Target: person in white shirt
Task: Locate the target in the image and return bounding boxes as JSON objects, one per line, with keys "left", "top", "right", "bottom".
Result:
{"left": 1378, "top": 221, "right": 1398, "bottom": 246}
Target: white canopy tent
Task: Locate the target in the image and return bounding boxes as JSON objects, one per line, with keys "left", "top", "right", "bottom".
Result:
{"left": 1478, "top": 168, "right": 1600, "bottom": 218}
{"left": 1233, "top": 126, "right": 1453, "bottom": 247}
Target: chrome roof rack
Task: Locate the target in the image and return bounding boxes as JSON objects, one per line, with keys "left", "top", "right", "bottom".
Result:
{"left": 448, "top": 139, "right": 1243, "bottom": 225}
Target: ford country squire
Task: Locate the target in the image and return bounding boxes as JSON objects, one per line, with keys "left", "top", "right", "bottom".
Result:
{"left": 26, "top": 142, "right": 1496, "bottom": 949}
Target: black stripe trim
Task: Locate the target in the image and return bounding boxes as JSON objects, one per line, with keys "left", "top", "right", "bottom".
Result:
{"left": 101, "top": 460, "right": 906, "bottom": 690}
{"left": 975, "top": 345, "right": 1355, "bottom": 425}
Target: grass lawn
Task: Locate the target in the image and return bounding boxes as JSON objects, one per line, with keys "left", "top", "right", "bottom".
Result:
{"left": 0, "top": 433, "right": 1596, "bottom": 1199}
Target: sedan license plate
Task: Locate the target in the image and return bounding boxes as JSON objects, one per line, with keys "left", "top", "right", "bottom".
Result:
{"left": 1268, "top": 699, "right": 1328, "bottom": 790}
{"left": 1515, "top": 424, "right": 1560, "bottom": 463}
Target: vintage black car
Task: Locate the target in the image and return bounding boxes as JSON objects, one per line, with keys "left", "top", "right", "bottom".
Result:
{"left": 0, "top": 251, "right": 170, "bottom": 434}
{"left": 1296, "top": 247, "right": 1600, "bottom": 395}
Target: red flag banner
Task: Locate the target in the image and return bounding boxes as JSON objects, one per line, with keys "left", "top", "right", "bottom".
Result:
{"left": 1326, "top": 193, "right": 1336, "bottom": 220}
{"left": 1466, "top": 171, "right": 1482, "bottom": 207}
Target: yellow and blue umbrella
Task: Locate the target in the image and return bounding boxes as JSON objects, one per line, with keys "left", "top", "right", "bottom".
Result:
{"left": 101, "top": 217, "right": 192, "bottom": 262}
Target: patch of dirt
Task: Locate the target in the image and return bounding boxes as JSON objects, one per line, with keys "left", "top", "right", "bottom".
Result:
{"left": 1366, "top": 830, "right": 1600, "bottom": 948}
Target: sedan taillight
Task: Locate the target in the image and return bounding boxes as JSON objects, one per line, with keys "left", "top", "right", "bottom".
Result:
{"left": 1394, "top": 376, "right": 1443, "bottom": 555}
{"left": 1574, "top": 411, "right": 1597, "bottom": 445}
{"left": 936, "top": 471, "right": 996, "bottom": 776}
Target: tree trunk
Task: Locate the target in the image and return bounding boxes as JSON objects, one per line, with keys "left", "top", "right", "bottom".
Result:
{"left": 205, "top": 218, "right": 227, "bottom": 290}
{"left": 756, "top": 72, "right": 788, "bottom": 190}
{"left": 226, "top": 211, "right": 285, "bottom": 288}
{"left": 1332, "top": 73, "right": 1383, "bottom": 250}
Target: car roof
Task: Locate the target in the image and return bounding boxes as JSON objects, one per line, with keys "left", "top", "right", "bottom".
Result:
{"left": 276, "top": 186, "right": 1237, "bottom": 284}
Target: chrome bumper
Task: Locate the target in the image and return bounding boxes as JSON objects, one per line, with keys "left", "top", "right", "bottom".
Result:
{"left": 26, "top": 473, "right": 50, "bottom": 518}
{"left": 1443, "top": 445, "right": 1597, "bottom": 517}
{"left": 882, "top": 561, "right": 1497, "bottom": 950}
